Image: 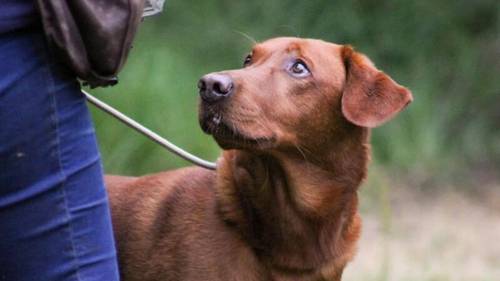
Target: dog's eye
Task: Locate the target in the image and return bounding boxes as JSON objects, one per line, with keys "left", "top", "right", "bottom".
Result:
{"left": 243, "top": 54, "right": 252, "bottom": 67}
{"left": 289, "top": 60, "right": 310, "bottom": 77}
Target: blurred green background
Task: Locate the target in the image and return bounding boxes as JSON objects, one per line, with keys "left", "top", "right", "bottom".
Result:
{"left": 88, "top": 1, "right": 500, "bottom": 280}
{"left": 91, "top": 0, "right": 499, "bottom": 186}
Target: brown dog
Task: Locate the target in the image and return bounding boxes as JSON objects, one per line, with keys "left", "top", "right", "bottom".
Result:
{"left": 106, "top": 37, "right": 412, "bottom": 281}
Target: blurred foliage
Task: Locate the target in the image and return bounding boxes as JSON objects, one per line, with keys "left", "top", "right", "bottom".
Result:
{"left": 91, "top": 0, "right": 500, "bottom": 184}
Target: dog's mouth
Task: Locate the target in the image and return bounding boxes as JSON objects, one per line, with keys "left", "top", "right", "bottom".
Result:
{"left": 199, "top": 107, "right": 275, "bottom": 150}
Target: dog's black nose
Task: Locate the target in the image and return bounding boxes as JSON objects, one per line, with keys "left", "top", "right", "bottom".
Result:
{"left": 198, "top": 74, "right": 234, "bottom": 103}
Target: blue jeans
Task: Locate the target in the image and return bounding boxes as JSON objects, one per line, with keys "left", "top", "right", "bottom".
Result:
{"left": 0, "top": 27, "right": 120, "bottom": 281}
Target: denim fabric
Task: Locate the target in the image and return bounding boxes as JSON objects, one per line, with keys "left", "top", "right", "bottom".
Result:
{"left": 0, "top": 0, "right": 38, "bottom": 34}
{"left": 0, "top": 27, "right": 120, "bottom": 281}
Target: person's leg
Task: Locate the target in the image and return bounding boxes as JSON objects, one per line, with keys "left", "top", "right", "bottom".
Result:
{"left": 0, "top": 27, "right": 119, "bottom": 281}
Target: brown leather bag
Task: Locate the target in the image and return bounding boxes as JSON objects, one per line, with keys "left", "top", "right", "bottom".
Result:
{"left": 36, "top": 0, "right": 146, "bottom": 88}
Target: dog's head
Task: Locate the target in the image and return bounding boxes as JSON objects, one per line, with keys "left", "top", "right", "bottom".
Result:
{"left": 198, "top": 37, "right": 412, "bottom": 151}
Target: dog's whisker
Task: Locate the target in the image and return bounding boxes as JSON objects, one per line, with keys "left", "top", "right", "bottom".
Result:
{"left": 233, "top": 30, "right": 257, "bottom": 45}
{"left": 293, "top": 142, "right": 309, "bottom": 163}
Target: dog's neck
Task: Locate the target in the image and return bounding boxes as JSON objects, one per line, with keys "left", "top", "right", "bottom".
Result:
{"left": 215, "top": 126, "right": 369, "bottom": 275}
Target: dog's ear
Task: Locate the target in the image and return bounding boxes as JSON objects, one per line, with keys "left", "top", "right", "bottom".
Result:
{"left": 340, "top": 45, "right": 413, "bottom": 128}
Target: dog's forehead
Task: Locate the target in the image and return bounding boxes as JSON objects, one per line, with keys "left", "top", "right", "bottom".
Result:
{"left": 254, "top": 37, "right": 342, "bottom": 57}
{"left": 253, "top": 37, "right": 345, "bottom": 72}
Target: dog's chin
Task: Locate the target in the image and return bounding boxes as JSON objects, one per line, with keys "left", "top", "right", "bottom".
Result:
{"left": 214, "top": 134, "right": 275, "bottom": 150}
{"left": 199, "top": 115, "right": 275, "bottom": 150}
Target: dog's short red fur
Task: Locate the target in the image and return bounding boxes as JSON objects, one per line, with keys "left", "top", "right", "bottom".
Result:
{"left": 106, "top": 37, "right": 412, "bottom": 281}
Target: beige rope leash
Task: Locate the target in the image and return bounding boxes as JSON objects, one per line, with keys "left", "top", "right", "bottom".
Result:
{"left": 82, "top": 90, "right": 217, "bottom": 170}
